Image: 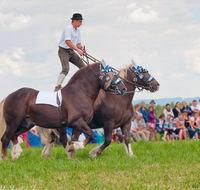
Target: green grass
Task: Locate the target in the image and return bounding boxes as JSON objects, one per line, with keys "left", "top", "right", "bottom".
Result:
{"left": 1, "top": 140, "right": 200, "bottom": 190}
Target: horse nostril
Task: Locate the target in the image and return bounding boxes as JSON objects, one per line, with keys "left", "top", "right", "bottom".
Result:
{"left": 157, "top": 83, "right": 160, "bottom": 87}
{"left": 123, "top": 87, "right": 127, "bottom": 91}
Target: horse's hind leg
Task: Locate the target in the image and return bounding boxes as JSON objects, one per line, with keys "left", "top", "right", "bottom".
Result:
{"left": 121, "top": 122, "right": 135, "bottom": 157}
{"left": 1, "top": 125, "right": 20, "bottom": 160}
{"left": 89, "top": 122, "right": 113, "bottom": 158}
{"left": 10, "top": 126, "right": 32, "bottom": 160}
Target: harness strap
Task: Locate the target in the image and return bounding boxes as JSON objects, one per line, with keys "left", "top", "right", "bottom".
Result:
{"left": 56, "top": 93, "right": 67, "bottom": 127}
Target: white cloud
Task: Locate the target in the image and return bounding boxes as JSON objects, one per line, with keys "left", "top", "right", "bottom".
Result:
{"left": 128, "top": 7, "right": 167, "bottom": 23}
{"left": 0, "top": 48, "right": 26, "bottom": 76}
{"left": 127, "top": 3, "right": 136, "bottom": 9}
{"left": 0, "top": 13, "right": 32, "bottom": 31}
{"left": 148, "top": 51, "right": 158, "bottom": 59}
{"left": 185, "top": 39, "right": 200, "bottom": 73}
{"left": 163, "top": 29, "right": 180, "bottom": 35}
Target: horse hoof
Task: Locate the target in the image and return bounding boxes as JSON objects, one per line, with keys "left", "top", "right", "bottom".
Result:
{"left": 68, "top": 144, "right": 75, "bottom": 152}
{"left": 89, "top": 153, "right": 98, "bottom": 159}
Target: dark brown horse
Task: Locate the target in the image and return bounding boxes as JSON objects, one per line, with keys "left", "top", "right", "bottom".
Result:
{"left": 41, "top": 61, "right": 160, "bottom": 158}
{"left": 0, "top": 62, "right": 127, "bottom": 160}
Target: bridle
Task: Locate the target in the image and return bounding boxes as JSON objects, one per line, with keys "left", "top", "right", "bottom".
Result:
{"left": 120, "top": 66, "right": 155, "bottom": 94}
{"left": 80, "top": 51, "right": 155, "bottom": 94}
{"left": 81, "top": 52, "right": 124, "bottom": 95}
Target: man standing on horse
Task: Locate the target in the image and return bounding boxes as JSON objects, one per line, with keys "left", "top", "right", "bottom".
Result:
{"left": 55, "top": 13, "right": 86, "bottom": 91}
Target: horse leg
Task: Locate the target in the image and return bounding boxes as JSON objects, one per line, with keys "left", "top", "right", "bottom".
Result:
{"left": 121, "top": 122, "right": 135, "bottom": 157}
{"left": 1, "top": 124, "right": 21, "bottom": 160}
{"left": 68, "top": 118, "right": 94, "bottom": 152}
{"left": 58, "top": 128, "right": 72, "bottom": 159}
{"left": 89, "top": 122, "right": 113, "bottom": 158}
{"left": 10, "top": 126, "right": 32, "bottom": 160}
{"left": 68, "top": 129, "right": 81, "bottom": 158}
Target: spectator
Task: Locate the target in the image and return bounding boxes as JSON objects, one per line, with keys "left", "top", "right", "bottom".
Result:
{"left": 181, "top": 101, "right": 192, "bottom": 117}
{"left": 150, "top": 100, "right": 157, "bottom": 118}
{"left": 183, "top": 109, "right": 195, "bottom": 140}
{"left": 139, "top": 101, "right": 149, "bottom": 127}
{"left": 172, "top": 102, "right": 181, "bottom": 119}
{"left": 97, "top": 128, "right": 104, "bottom": 144}
{"left": 163, "top": 104, "right": 174, "bottom": 119}
{"left": 130, "top": 120, "right": 141, "bottom": 142}
{"left": 134, "top": 104, "right": 150, "bottom": 141}
{"left": 162, "top": 115, "right": 173, "bottom": 141}
{"left": 135, "top": 114, "right": 150, "bottom": 141}
{"left": 190, "top": 100, "right": 199, "bottom": 114}
{"left": 197, "top": 99, "right": 200, "bottom": 111}
{"left": 116, "top": 127, "right": 123, "bottom": 142}
{"left": 148, "top": 106, "right": 156, "bottom": 141}
{"left": 66, "top": 127, "right": 72, "bottom": 141}
{"left": 190, "top": 112, "right": 200, "bottom": 140}
{"left": 155, "top": 114, "right": 165, "bottom": 137}
{"left": 172, "top": 113, "right": 185, "bottom": 140}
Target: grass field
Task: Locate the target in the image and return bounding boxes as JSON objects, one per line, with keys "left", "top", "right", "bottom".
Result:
{"left": 1, "top": 140, "right": 200, "bottom": 190}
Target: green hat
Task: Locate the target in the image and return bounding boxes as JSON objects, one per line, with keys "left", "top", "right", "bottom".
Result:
{"left": 71, "top": 13, "right": 84, "bottom": 20}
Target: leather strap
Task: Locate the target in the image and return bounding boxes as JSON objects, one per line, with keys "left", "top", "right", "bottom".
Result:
{"left": 57, "top": 93, "right": 67, "bottom": 127}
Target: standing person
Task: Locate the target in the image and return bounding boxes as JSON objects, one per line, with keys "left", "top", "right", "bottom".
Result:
{"left": 140, "top": 101, "right": 149, "bottom": 128}
{"left": 163, "top": 103, "right": 174, "bottom": 119}
{"left": 172, "top": 102, "right": 181, "bottom": 119}
{"left": 181, "top": 101, "right": 192, "bottom": 117}
{"left": 55, "top": 13, "right": 86, "bottom": 91}
{"left": 148, "top": 106, "right": 157, "bottom": 141}
{"left": 150, "top": 100, "right": 157, "bottom": 118}
{"left": 190, "top": 100, "right": 199, "bottom": 115}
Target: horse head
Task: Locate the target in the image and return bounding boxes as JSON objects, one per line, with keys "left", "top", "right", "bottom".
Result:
{"left": 99, "top": 60, "right": 127, "bottom": 95}
{"left": 130, "top": 60, "right": 160, "bottom": 92}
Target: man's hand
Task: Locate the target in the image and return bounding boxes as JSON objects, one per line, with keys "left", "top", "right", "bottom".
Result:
{"left": 192, "top": 127, "right": 195, "bottom": 131}
{"left": 81, "top": 47, "right": 86, "bottom": 53}
{"left": 77, "top": 49, "right": 84, "bottom": 56}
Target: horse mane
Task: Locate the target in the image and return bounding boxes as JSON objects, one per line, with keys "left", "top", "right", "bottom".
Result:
{"left": 94, "top": 64, "right": 132, "bottom": 108}
{"left": 118, "top": 64, "right": 132, "bottom": 78}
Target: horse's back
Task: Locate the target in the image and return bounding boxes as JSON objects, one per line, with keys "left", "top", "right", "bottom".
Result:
{"left": 4, "top": 88, "right": 39, "bottom": 115}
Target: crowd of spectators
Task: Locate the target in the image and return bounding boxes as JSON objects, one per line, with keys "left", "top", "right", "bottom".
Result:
{"left": 111, "top": 99, "right": 200, "bottom": 143}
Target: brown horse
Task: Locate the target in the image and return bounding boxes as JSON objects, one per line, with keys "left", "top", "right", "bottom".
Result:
{"left": 40, "top": 61, "right": 160, "bottom": 158}
{"left": 0, "top": 62, "right": 127, "bottom": 160}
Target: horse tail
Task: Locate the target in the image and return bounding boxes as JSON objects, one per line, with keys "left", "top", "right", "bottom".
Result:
{"left": 0, "top": 98, "right": 6, "bottom": 149}
{"left": 38, "top": 127, "right": 60, "bottom": 144}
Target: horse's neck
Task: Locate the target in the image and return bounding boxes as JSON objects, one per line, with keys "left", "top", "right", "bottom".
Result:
{"left": 63, "top": 63, "right": 100, "bottom": 102}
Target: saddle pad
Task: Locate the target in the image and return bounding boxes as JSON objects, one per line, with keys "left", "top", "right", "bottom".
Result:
{"left": 35, "top": 90, "right": 62, "bottom": 107}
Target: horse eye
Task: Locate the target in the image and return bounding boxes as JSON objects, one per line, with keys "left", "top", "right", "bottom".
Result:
{"left": 139, "top": 74, "right": 144, "bottom": 79}
{"left": 105, "top": 75, "right": 111, "bottom": 82}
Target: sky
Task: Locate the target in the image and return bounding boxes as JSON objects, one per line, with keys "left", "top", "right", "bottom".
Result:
{"left": 0, "top": 0, "right": 200, "bottom": 101}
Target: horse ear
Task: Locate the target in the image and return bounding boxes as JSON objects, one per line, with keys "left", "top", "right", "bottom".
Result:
{"left": 131, "top": 59, "right": 138, "bottom": 68}
{"left": 101, "top": 59, "right": 107, "bottom": 69}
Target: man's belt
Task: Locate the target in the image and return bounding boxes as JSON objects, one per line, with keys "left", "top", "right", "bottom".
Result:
{"left": 59, "top": 46, "right": 73, "bottom": 52}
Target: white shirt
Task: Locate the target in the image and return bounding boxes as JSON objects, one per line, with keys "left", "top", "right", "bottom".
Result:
{"left": 58, "top": 24, "right": 81, "bottom": 49}
{"left": 131, "top": 120, "right": 138, "bottom": 130}
{"left": 197, "top": 104, "right": 200, "bottom": 110}
{"left": 190, "top": 116, "right": 199, "bottom": 126}
{"left": 190, "top": 105, "right": 199, "bottom": 112}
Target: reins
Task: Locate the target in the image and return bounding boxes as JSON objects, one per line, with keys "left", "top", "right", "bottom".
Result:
{"left": 81, "top": 52, "right": 150, "bottom": 93}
